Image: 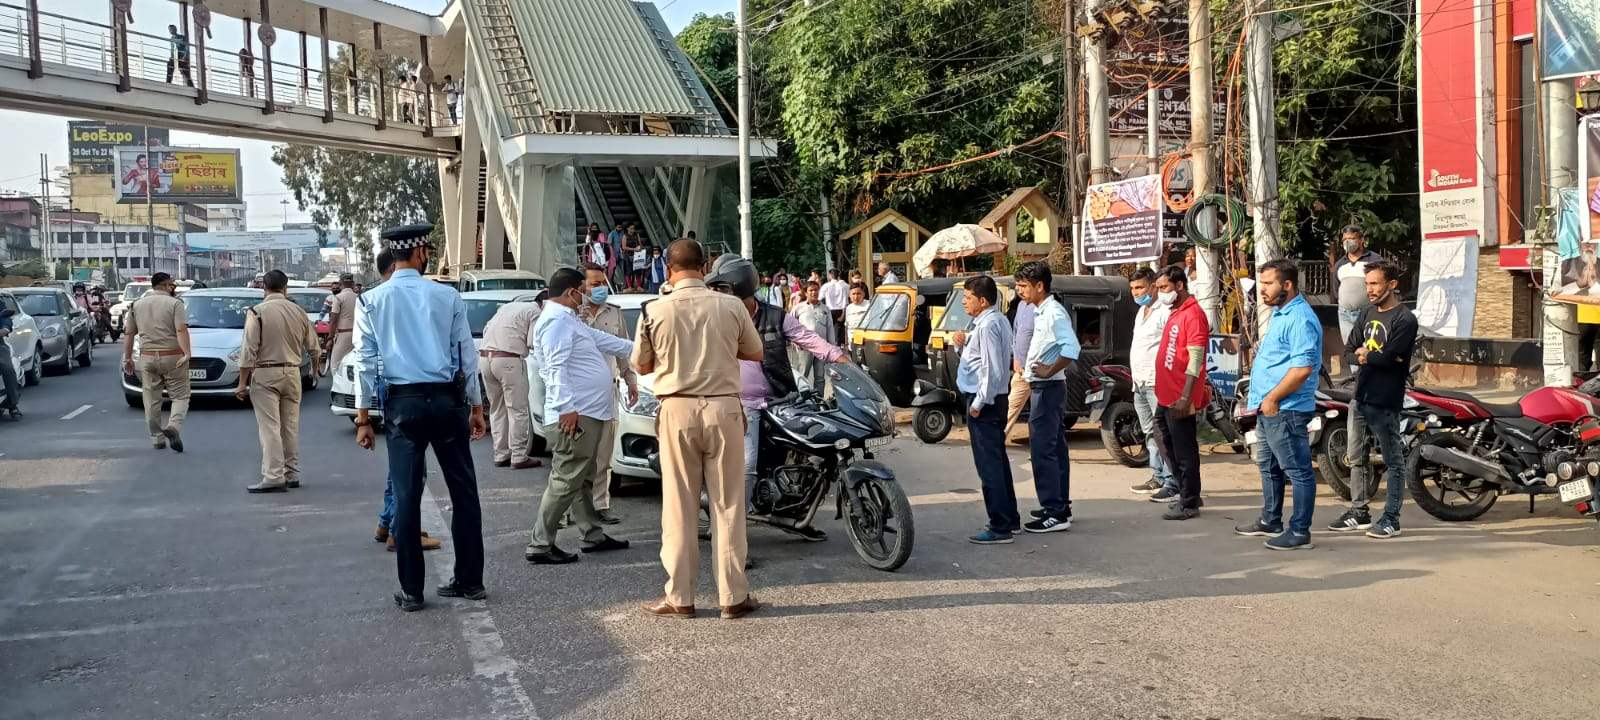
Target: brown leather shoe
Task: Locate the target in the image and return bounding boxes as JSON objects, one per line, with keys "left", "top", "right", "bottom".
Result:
{"left": 510, "top": 459, "right": 543, "bottom": 469}
{"left": 387, "top": 534, "right": 442, "bottom": 552}
{"left": 720, "top": 596, "right": 761, "bottom": 619}
{"left": 640, "top": 597, "right": 695, "bottom": 618}
{"left": 374, "top": 525, "right": 389, "bottom": 543}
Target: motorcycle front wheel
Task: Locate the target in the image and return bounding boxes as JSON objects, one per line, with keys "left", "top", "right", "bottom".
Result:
{"left": 912, "top": 406, "right": 952, "bottom": 444}
{"left": 1405, "top": 432, "right": 1499, "bottom": 521}
{"left": 842, "top": 478, "right": 914, "bottom": 571}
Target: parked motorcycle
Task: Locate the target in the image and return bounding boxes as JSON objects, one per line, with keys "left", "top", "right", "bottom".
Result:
{"left": 1404, "top": 385, "right": 1600, "bottom": 521}
{"left": 1089, "top": 365, "right": 1147, "bottom": 468}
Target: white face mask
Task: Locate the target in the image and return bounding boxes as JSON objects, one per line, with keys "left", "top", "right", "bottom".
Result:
{"left": 1157, "top": 291, "right": 1178, "bottom": 306}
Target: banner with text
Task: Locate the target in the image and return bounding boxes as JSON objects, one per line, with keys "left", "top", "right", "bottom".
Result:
{"left": 113, "top": 147, "right": 243, "bottom": 205}
{"left": 1582, "top": 115, "right": 1600, "bottom": 245}
{"left": 68, "top": 122, "right": 167, "bottom": 173}
{"left": 1079, "top": 175, "right": 1163, "bottom": 266}
{"left": 184, "top": 229, "right": 320, "bottom": 251}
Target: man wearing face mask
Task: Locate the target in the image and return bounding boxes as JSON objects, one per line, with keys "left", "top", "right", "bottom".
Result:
{"left": 1331, "top": 224, "right": 1381, "bottom": 345}
{"left": 1152, "top": 266, "right": 1210, "bottom": 520}
{"left": 1125, "top": 268, "right": 1177, "bottom": 500}
{"left": 579, "top": 262, "right": 637, "bottom": 524}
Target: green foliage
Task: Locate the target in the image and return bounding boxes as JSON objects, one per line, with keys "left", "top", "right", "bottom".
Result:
{"left": 676, "top": 13, "right": 738, "bottom": 126}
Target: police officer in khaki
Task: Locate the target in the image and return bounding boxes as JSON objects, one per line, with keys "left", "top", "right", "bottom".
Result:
{"left": 237, "top": 270, "right": 323, "bottom": 493}
{"left": 479, "top": 295, "right": 543, "bottom": 469}
{"left": 326, "top": 272, "right": 359, "bottom": 369}
{"left": 121, "top": 272, "right": 191, "bottom": 451}
{"left": 633, "top": 239, "right": 764, "bottom": 619}
{"left": 579, "top": 261, "right": 636, "bottom": 524}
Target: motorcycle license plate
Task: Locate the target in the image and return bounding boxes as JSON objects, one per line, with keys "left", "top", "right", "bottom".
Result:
{"left": 1085, "top": 390, "right": 1104, "bottom": 404}
{"left": 1245, "top": 430, "right": 1258, "bottom": 445}
{"left": 866, "top": 436, "right": 891, "bottom": 449}
{"left": 1306, "top": 416, "right": 1323, "bottom": 434}
{"left": 189, "top": 369, "right": 207, "bottom": 380}
{"left": 1559, "top": 477, "right": 1594, "bottom": 504}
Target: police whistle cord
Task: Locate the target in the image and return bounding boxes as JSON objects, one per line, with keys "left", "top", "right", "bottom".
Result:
{"left": 1182, "top": 194, "right": 1249, "bottom": 250}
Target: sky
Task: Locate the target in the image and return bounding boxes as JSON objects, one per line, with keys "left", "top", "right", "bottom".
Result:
{"left": 0, "top": 0, "right": 732, "bottom": 230}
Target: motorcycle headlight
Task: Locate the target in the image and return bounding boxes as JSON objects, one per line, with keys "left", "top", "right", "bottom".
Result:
{"left": 1558, "top": 462, "right": 1577, "bottom": 481}
{"left": 39, "top": 324, "right": 62, "bottom": 339}
{"left": 1587, "top": 461, "right": 1600, "bottom": 478}
{"left": 627, "top": 387, "right": 660, "bottom": 418}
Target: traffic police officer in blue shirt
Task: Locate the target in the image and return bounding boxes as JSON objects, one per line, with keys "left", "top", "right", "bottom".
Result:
{"left": 1235, "top": 258, "right": 1323, "bottom": 551}
{"left": 352, "top": 223, "right": 490, "bottom": 611}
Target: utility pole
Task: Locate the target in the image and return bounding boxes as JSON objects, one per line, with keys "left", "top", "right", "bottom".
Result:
{"left": 1085, "top": 32, "right": 1110, "bottom": 277}
{"left": 1188, "top": 0, "right": 1220, "bottom": 330}
{"left": 735, "top": 0, "right": 753, "bottom": 259}
{"left": 38, "top": 153, "right": 51, "bottom": 267}
{"left": 818, "top": 191, "right": 834, "bottom": 273}
{"left": 1542, "top": 77, "right": 1578, "bottom": 384}
{"left": 1246, "top": 0, "right": 1281, "bottom": 334}
{"left": 1062, "top": 0, "right": 1082, "bottom": 275}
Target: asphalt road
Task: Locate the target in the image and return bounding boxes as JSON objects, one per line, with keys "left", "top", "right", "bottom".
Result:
{"left": 3, "top": 344, "right": 1599, "bottom": 720}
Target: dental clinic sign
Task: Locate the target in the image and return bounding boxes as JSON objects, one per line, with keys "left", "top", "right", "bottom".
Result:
{"left": 1414, "top": 0, "right": 1497, "bottom": 338}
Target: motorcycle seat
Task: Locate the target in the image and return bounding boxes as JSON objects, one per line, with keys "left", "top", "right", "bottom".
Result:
{"left": 1318, "top": 387, "right": 1353, "bottom": 404}
{"left": 1423, "top": 388, "right": 1523, "bottom": 418}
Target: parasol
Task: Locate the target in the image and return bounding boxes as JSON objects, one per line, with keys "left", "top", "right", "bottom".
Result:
{"left": 913, "top": 224, "right": 1006, "bottom": 277}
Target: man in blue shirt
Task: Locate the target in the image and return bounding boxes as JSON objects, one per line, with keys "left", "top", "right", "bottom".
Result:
{"left": 1236, "top": 259, "right": 1323, "bottom": 550}
{"left": 353, "top": 224, "right": 489, "bottom": 611}
{"left": 1016, "top": 261, "right": 1080, "bottom": 533}
{"left": 951, "top": 275, "right": 1018, "bottom": 544}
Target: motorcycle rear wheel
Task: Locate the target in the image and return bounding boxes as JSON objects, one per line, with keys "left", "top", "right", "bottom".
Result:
{"left": 842, "top": 478, "right": 914, "bottom": 571}
{"left": 1100, "top": 401, "right": 1149, "bottom": 468}
{"left": 1405, "top": 432, "right": 1499, "bottom": 521}
{"left": 912, "top": 406, "right": 952, "bottom": 444}
{"left": 1316, "top": 423, "right": 1377, "bottom": 502}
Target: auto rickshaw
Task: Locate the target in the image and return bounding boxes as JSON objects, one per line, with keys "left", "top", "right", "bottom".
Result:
{"left": 850, "top": 277, "right": 962, "bottom": 407}
{"left": 908, "top": 274, "right": 1136, "bottom": 444}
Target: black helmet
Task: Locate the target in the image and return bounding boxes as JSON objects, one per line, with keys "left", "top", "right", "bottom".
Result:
{"left": 706, "top": 253, "right": 758, "bottom": 299}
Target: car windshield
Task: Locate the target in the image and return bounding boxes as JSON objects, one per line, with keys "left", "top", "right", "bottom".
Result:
{"left": 475, "top": 278, "right": 544, "bottom": 291}
{"left": 860, "top": 292, "right": 910, "bottom": 331}
{"left": 286, "top": 293, "right": 328, "bottom": 314}
{"left": 464, "top": 299, "right": 508, "bottom": 337}
{"left": 185, "top": 296, "right": 256, "bottom": 329}
{"left": 16, "top": 293, "right": 63, "bottom": 316}
{"left": 938, "top": 292, "right": 975, "bottom": 332}
{"left": 123, "top": 284, "right": 149, "bottom": 301}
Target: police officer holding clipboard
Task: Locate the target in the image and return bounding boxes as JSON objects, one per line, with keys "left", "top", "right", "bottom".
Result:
{"left": 351, "top": 224, "right": 488, "bottom": 612}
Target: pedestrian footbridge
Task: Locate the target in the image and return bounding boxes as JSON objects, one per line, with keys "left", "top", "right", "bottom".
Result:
{"left": 0, "top": 0, "right": 772, "bottom": 276}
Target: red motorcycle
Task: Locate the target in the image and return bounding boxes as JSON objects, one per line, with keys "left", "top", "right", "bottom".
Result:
{"left": 1405, "top": 386, "right": 1600, "bottom": 521}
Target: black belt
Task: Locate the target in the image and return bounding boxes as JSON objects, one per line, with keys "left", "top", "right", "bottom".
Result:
{"left": 1029, "top": 379, "right": 1066, "bottom": 387}
{"left": 255, "top": 362, "right": 296, "bottom": 368}
{"left": 387, "top": 381, "right": 464, "bottom": 399}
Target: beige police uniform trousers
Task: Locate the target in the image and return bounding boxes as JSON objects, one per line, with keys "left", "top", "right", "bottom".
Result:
{"left": 249, "top": 366, "right": 303, "bottom": 487}
{"left": 658, "top": 395, "right": 749, "bottom": 607}
{"left": 1004, "top": 370, "right": 1030, "bottom": 440}
{"left": 329, "top": 331, "right": 354, "bottom": 372}
{"left": 590, "top": 418, "right": 617, "bottom": 510}
{"left": 137, "top": 354, "right": 191, "bottom": 443}
{"left": 483, "top": 357, "right": 532, "bottom": 464}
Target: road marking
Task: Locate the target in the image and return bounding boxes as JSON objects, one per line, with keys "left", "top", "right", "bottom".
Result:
{"left": 421, "top": 485, "right": 542, "bottom": 720}
{"left": 60, "top": 404, "right": 92, "bottom": 420}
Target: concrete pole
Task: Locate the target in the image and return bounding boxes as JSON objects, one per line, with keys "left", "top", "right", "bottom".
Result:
{"left": 735, "top": 0, "right": 753, "bottom": 258}
{"left": 1062, "top": 0, "right": 1083, "bottom": 275}
{"left": 1147, "top": 82, "right": 1160, "bottom": 176}
{"left": 1543, "top": 78, "right": 1578, "bottom": 385}
{"left": 819, "top": 191, "right": 834, "bottom": 272}
{"left": 1085, "top": 34, "right": 1109, "bottom": 277}
{"left": 1188, "top": 0, "right": 1220, "bottom": 330}
{"left": 1247, "top": 0, "right": 1281, "bottom": 335}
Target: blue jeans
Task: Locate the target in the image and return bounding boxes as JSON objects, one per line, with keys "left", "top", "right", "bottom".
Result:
{"left": 378, "top": 472, "right": 396, "bottom": 530}
{"left": 1349, "top": 402, "right": 1406, "bottom": 522}
{"left": 1132, "top": 383, "right": 1175, "bottom": 490}
{"left": 1338, "top": 307, "right": 1360, "bottom": 348}
{"left": 966, "top": 392, "right": 1020, "bottom": 533}
{"left": 1027, "top": 380, "right": 1071, "bottom": 518}
{"left": 1255, "top": 410, "right": 1317, "bottom": 535}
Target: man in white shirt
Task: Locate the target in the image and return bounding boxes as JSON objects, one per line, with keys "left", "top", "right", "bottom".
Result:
{"left": 1016, "top": 261, "right": 1080, "bottom": 533}
{"left": 821, "top": 268, "right": 851, "bottom": 345}
{"left": 791, "top": 281, "right": 837, "bottom": 388}
{"left": 877, "top": 262, "right": 899, "bottom": 285}
{"left": 844, "top": 283, "right": 870, "bottom": 349}
{"left": 525, "top": 269, "right": 633, "bottom": 564}
{"left": 1124, "top": 268, "right": 1177, "bottom": 499}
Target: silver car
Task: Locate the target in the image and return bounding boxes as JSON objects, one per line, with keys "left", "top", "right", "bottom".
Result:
{"left": 121, "top": 288, "right": 316, "bottom": 407}
{"left": 10, "top": 287, "right": 92, "bottom": 374}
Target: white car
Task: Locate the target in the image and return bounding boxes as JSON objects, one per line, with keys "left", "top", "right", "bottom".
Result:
{"left": 329, "top": 289, "right": 542, "bottom": 421}
{"left": 0, "top": 290, "right": 44, "bottom": 394}
{"left": 121, "top": 288, "right": 317, "bottom": 407}
{"left": 528, "top": 293, "right": 660, "bottom": 484}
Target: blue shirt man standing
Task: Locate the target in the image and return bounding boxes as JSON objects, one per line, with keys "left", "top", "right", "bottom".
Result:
{"left": 1237, "top": 258, "right": 1323, "bottom": 551}
{"left": 353, "top": 223, "right": 489, "bottom": 611}
{"left": 951, "top": 275, "right": 1017, "bottom": 544}
{"left": 1016, "top": 261, "right": 1080, "bottom": 533}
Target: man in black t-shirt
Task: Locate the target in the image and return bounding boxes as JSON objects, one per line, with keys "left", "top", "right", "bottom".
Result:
{"left": 1328, "top": 260, "right": 1417, "bottom": 539}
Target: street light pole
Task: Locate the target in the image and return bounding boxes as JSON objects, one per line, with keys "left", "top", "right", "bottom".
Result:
{"left": 735, "top": 0, "right": 753, "bottom": 259}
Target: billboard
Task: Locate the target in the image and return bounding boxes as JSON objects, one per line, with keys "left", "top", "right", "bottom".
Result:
{"left": 1541, "top": 0, "right": 1600, "bottom": 80}
{"left": 113, "top": 147, "right": 242, "bottom": 205}
{"left": 1078, "top": 175, "right": 1164, "bottom": 267}
{"left": 185, "top": 229, "right": 320, "bottom": 251}
{"left": 68, "top": 122, "right": 168, "bottom": 173}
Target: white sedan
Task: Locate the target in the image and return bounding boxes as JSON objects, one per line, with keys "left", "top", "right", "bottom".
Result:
{"left": 0, "top": 289, "right": 44, "bottom": 391}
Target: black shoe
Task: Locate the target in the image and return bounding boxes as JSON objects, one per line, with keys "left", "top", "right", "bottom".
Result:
{"left": 286, "top": 479, "right": 301, "bottom": 489}
{"left": 1149, "top": 487, "right": 1178, "bottom": 503}
{"left": 1327, "top": 508, "right": 1372, "bottom": 532}
{"left": 3, "top": 407, "right": 20, "bottom": 420}
{"left": 745, "top": 556, "right": 759, "bottom": 570}
{"left": 1024, "top": 515, "right": 1071, "bottom": 533}
{"left": 581, "top": 536, "right": 630, "bottom": 553}
{"left": 596, "top": 509, "right": 622, "bottom": 525}
{"left": 792, "top": 525, "right": 827, "bottom": 542}
{"left": 393, "top": 592, "right": 425, "bottom": 612}
{"left": 162, "top": 426, "right": 183, "bottom": 453}
{"left": 525, "top": 547, "right": 579, "bottom": 564}
{"left": 1162, "top": 506, "right": 1199, "bottom": 521}
{"left": 1130, "top": 478, "right": 1161, "bottom": 494}
{"left": 436, "top": 580, "right": 488, "bottom": 600}
{"left": 1029, "top": 508, "right": 1049, "bottom": 519}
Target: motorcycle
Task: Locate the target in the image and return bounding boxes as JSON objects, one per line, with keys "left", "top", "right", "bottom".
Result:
{"left": 1404, "top": 385, "right": 1600, "bottom": 521}
{"left": 659, "top": 362, "right": 913, "bottom": 571}
{"left": 90, "top": 300, "right": 113, "bottom": 344}
{"left": 1550, "top": 416, "right": 1600, "bottom": 525}
{"left": 1089, "top": 365, "right": 1147, "bottom": 468}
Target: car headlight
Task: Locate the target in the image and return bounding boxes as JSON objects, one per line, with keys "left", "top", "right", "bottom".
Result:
{"left": 627, "top": 387, "right": 661, "bottom": 417}
{"left": 227, "top": 346, "right": 242, "bottom": 363}
{"left": 39, "top": 324, "right": 62, "bottom": 339}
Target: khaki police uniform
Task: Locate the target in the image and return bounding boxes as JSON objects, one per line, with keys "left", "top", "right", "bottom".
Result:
{"left": 328, "top": 287, "right": 359, "bottom": 369}
{"left": 242, "top": 294, "right": 321, "bottom": 488}
{"left": 480, "top": 301, "right": 542, "bottom": 465}
{"left": 580, "top": 301, "right": 636, "bottom": 510}
{"left": 631, "top": 278, "right": 762, "bottom": 608}
{"left": 125, "top": 289, "right": 190, "bottom": 445}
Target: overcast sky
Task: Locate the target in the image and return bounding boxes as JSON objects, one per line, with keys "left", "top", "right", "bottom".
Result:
{"left": 0, "top": 0, "right": 731, "bottom": 230}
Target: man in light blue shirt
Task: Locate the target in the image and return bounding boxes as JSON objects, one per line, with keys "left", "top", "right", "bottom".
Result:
{"left": 1237, "top": 259, "right": 1323, "bottom": 551}
{"left": 351, "top": 224, "right": 487, "bottom": 612}
{"left": 951, "top": 275, "right": 1018, "bottom": 544}
{"left": 525, "top": 268, "right": 634, "bottom": 564}
{"left": 1015, "top": 261, "right": 1078, "bottom": 533}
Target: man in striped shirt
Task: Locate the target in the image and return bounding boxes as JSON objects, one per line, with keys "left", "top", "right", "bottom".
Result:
{"left": 950, "top": 275, "right": 1018, "bottom": 544}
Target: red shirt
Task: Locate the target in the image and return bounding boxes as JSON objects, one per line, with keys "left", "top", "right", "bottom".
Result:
{"left": 1155, "top": 295, "right": 1212, "bottom": 408}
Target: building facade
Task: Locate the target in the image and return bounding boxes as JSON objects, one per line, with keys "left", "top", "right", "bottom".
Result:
{"left": 49, "top": 220, "right": 178, "bottom": 283}
{"left": 0, "top": 196, "right": 42, "bottom": 264}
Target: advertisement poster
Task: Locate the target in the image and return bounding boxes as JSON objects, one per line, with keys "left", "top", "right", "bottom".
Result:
{"left": 68, "top": 122, "right": 167, "bottom": 173}
{"left": 1079, "top": 175, "right": 1163, "bottom": 266}
{"left": 1582, "top": 115, "right": 1600, "bottom": 244}
{"left": 1414, "top": 236, "right": 1477, "bottom": 337}
{"left": 185, "top": 229, "right": 321, "bottom": 252}
{"left": 1541, "top": 0, "right": 1600, "bottom": 80}
{"left": 1206, "top": 334, "right": 1240, "bottom": 401}
{"left": 113, "top": 147, "right": 242, "bottom": 205}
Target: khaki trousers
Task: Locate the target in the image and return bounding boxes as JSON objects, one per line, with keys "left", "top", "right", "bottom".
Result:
{"left": 1004, "top": 371, "right": 1030, "bottom": 440}
{"left": 658, "top": 396, "right": 748, "bottom": 607}
{"left": 329, "top": 331, "right": 354, "bottom": 372}
{"left": 483, "top": 357, "right": 532, "bottom": 464}
{"left": 249, "top": 366, "right": 303, "bottom": 486}
{"left": 137, "top": 354, "right": 191, "bottom": 443}
{"left": 527, "top": 416, "right": 608, "bottom": 553}
{"left": 590, "top": 418, "right": 617, "bottom": 510}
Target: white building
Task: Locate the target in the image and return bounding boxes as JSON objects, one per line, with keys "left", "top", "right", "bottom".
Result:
{"left": 49, "top": 220, "right": 178, "bottom": 282}
{"left": 207, "top": 204, "right": 248, "bottom": 232}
